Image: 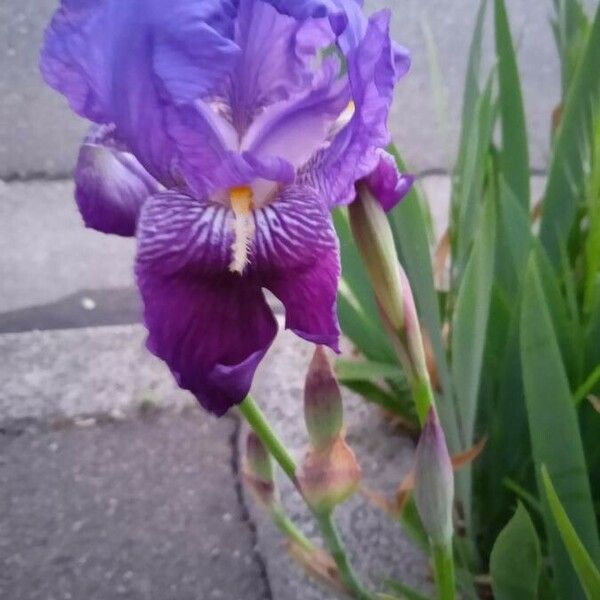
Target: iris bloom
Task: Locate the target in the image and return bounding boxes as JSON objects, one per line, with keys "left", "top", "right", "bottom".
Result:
{"left": 40, "top": 0, "right": 410, "bottom": 415}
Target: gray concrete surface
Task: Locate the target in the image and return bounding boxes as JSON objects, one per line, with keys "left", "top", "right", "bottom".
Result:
{"left": 0, "top": 410, "right": 270, "bottom": 600}
{"left": 2, "top": 0, "right": 597, "bottom": 179}
{"left": 243, "top": 330, "right": 431, "bottom": 599}
{"left": 0, "top": 325, "right": 191, "bottom": 422}
{"left": 0, "top": 319, "right": 430, "bottom": 600}
{"left": 0, "top": 179, "right": 135, "bottom": 313}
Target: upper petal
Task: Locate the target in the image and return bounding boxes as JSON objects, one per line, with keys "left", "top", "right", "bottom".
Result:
{"left": 75, "top": 125, "right": 162, "bottom": 237}
{"left": 301, "top": 9, "right": 408, "bottom": 207}
{"left": 225, "top": 0, "right": 331, "bottom": 132}
{"left": 265, "top": 0, "right": 350, "bottom": 34}
{"left": 242, "top": 58, "right": 349, "bottom": 172}
{"left": 40, "top": 0, "right": 239, "bottom": 185}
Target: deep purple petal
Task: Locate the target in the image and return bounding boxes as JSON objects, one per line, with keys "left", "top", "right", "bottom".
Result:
{"left": 301, "top": 9, "right": 405, "bottom": 207}
{"left": 40, "top": 0, "right": 239, "bottom": 185}
{"left": 74, "top": 126, "right": 162, "bottom": 236}
{"left": 136, "top": 191, "right": 277, "bottom": 415}
{"left": 254, "top": 186, "right": 341, "bottom": 350}
{"left": 364, "top": 150, "right": 414, "bottom": 212}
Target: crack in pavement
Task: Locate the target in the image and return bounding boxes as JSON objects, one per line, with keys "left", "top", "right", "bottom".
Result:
{"left": 230, "top": 417, "right": 274, "bottom": 600}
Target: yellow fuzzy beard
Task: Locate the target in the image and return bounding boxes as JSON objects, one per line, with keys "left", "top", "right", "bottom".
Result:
{"left": 229, "top": 186, "right": 255, "bottom": 274}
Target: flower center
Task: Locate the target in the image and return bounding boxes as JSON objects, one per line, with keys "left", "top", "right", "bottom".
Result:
{"left": 229, "top": 185, "right": 255, "bottom": 274}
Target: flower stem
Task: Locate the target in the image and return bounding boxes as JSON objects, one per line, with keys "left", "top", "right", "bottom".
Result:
{"left": 314, "top": 510, "right": 376, "bottom": 600}
{"left": 432, "top": 543, "right": 456, "bottom": 600}
{"left": 271, "top": 505, "right": 313, "bottom": 552}
{"left": 239, "top": 395, "right": 376, "bottom": 599}
{"left": 239, "top": 396, "right": 296, "bottom": 481}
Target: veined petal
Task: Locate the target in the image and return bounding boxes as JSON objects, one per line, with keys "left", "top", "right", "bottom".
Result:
{"left": 75, "top": 126, "right": 162, "bottom": 237}
{"left": 226, "top": 0, "right": 318, "bottom": 132}
{"left": 40, "top": 0, "right": 239, "bottom": 185}
{"left": 301, "top": 9, "right": 406, "bottom": 207}
{"left": 136, "top": 191, "right": 277, "bottom": 415}
{"left": 254, "top": 186, "right": 341, "bottom": 350}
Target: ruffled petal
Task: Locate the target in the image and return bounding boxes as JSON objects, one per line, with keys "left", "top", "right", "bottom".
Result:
{"left": 301, "top": 9, "right": 407, "bottom": 207}
{"left": 40, "top": 0, "right": 239, "bottom": 185}
{"left": 167, "top": 102, "right": 295, "bottom": 196}
{"left": 136, "top": 191, "right": 277, "bottom": 415}
{"left": 74, "top": 126, "right": 162, "bottom": 237}
{"left": 254, "top": 186, "right": 341, "bottom": 350}
{"left": 265, "top": 0, "right": 349, "bottom": 34}
{"left": 225, "top": 0, "right": 326, "bottom": 132}
{"left": 242, "top": 58, "right": 349, "bottom": 171}
{"left": 364, "top": 149, "right": 414, "bottom": 212}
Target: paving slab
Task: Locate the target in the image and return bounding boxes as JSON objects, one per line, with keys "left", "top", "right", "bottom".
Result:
{"left": 242, "top": 331, "right": 431, "bottom": 600}
{"left": 2, "top": 0, "right": 596, "bottom": 178}
{"left": 0, "top": 409, "right": 270, "bottom": 600}
{"left": 0, "top": 324, "right": 192, "bottom": 422}
{"left": 0, "top": 179, "right": 136, "bottom": 313}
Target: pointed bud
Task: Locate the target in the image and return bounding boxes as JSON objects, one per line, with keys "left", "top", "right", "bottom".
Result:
{"left": 398, "top": 264, "right": 430, "bottom": 384}
{"left": 304, "top": 346, "right": 343, "bottom": 449}
{"left": 244, "top": 431, "right": 277, "bottom": 509}
{"left": 297, "top": 437, "right": 361, "bottom": 514}
{"left": 413, "top": 409, "right": 454, "bottom": 547}
{"left": 349, "top": 185, "right": 405, "bottom": 333}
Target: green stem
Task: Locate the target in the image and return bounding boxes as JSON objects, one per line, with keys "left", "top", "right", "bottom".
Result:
{"left": 315, "top": 511, "right": 376, "bottom": 600}
{"left": 271, "top": 505, "right": 313, "bottom": 552}
{"left": 409, "top": 375, "right": 436, "bottom": 426}
{"left": 432, "top": 544, "right": 456, "bottom": 600}
{"left": 239, "top": 395, "right": 375, "bottom": 599}
{"left": 239, "top": 396, "right": 296, "bottom": 481}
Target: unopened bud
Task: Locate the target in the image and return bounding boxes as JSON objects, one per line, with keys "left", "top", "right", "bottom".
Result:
{"left": 413, "top": 409, "right": 454, "bottom": 547}
{"left": 349, "top": 185, "right": 405, "bottom": 332}
{"left": 297, "top": 437, "right": 361, "bottom": 514}
{"left": 244, "top": 431, "right": 277, "bottom": 509}
{"left": 398, "top": 264, "right": 430, "bottom": 384}
{"left": 304, "top": 346, "right": 343, "bottom": 449}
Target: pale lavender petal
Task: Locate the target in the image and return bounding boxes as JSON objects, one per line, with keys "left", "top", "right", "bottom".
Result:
{"left": 243, "top": 58, "right": 349, "bottom": 171}
{"left": 136, "top": 191, "right": 277, "bottom": 415}
{"left": 75, "top": 126, "right": 161, "bottom": 236}
{"left": 364, "top": 150, "right": 414, "bottom": 212}
{"left": 167, "top": 103, "right": 294, "bottom": 196}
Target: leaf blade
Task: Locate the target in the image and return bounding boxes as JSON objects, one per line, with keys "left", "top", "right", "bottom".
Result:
{"left": 490, "top": 503, "right": 542, "bottom": 600}
{"left": 541, "top": 466, "right": 600, "bottom": 600}
{"left": 520, "top": 256, "right": 600, "bottom": 599}
{"left": 494, "top": 0, "right": 530, "bottom": 208}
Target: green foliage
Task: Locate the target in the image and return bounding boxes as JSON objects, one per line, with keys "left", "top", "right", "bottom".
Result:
{"left": 520, "top": 256, "right": 600, "bottom": 599}
{"left": 541, "top": 466, "right": 600, "bottom": 599}
{"left": 490, "top": 503, "right": 541, "bottom": 600}
{"left": 540, "top": 4, "right": 600, "bottom": 265}
{"left": 333, "top": 0, "right": 600, "bottom": 597}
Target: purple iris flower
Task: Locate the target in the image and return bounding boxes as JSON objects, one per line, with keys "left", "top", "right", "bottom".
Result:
{"left": 40, "top": 0, "right": 410, "bottom": 415}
